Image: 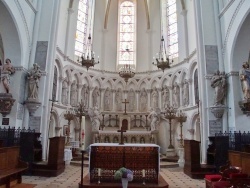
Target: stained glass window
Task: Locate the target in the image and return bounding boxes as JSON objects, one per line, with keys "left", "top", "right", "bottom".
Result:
{"left": 75, "top": 0, "right": 89, "bottom": 56}
{"left": 167, "top": 0, "right": 178, "bottom": 58}
{"left": 118, "top": 1, "right": 135, "bottom": 65}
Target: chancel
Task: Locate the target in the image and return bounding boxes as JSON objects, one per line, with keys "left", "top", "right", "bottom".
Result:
{"left": 1, "top": 0, "right": 250, "bottom": 188}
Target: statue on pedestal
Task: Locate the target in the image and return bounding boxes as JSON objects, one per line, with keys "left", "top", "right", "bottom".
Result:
{"left": 210, "top": 70, "right": 227, "bottom": 106}
{"left": 1, "top": 58, "right": 15, "bottom": 93}
{"left": 173, "top": 82, "right": 180, "bottom": 108}
{"left": 27, "top": 63, "right": 42, "bottom": 100}
{"left": 162, "top": 86, "right": 169, "bottom": 109}
{"left": 239, "top": 62, "right": 250, "bottom": 100}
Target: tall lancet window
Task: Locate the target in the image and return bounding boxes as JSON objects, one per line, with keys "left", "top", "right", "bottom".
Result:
{"left": 75, "top": 0, "right": 89, "bottom": 56}
{"left": 118, "top": 1, "right": 136, "bottom": 67}
{"left": 166, "top": 0, "right": 178, "bottom": 58}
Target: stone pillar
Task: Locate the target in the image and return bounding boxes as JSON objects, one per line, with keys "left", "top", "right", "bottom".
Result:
{"left": 169, "top": 86, "right": 173, "bottom": 106}
{"left": 187, "top": 79, "right": 192, "bottom": 106}
{"left": 180, "top": 10, "right": 189, "bottom": 58}
{"left": 64, "top": 8, "right": 74, "bottom": 56}
{"left": 89, "top": 87, "right": 94, "bottom": 108}
{"left": 112, "top": 89, "right": 115, "bottom": 111}
{"left": 158, "top": 87, "right": 162, "bottom": 109}
{"left": 179, "top": 82, "right": 183, "bottom": 107}
{"left": 78, "top": 84, "right": 83, "bottom": 104}
{"left": 67, "top": 81, "right": 72, "bottom": 106}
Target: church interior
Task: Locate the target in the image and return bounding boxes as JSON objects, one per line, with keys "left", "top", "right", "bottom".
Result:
{"left": 1, "top": 0, "right": 250, "bottom": 187}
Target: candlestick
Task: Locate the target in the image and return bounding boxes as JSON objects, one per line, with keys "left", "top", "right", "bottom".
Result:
{"left": 98, "top": 168, "right": 101, "bottom": 176}
{"left": 142, "top": 169, "right": 145, "bottom": 177}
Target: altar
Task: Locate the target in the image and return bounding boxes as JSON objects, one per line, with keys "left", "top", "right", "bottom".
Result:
{"left": 79, "top": 143, "right": 168, "bottom": 187}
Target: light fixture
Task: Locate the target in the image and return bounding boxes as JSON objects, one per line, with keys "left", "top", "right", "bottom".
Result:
{"left": 164, "top": 105, "right": 177, "bottom": 149}
{"left": 118, "top": 48, "right": 135, "bottom": 83}
{"left": 118, "top": 64, "right": 135, "bottom": 83}
{"left": 152, "top": 36, "right": 173, "bottom": 72}
{"left": 78, "top": 34, "right": 99, "bottom": 71}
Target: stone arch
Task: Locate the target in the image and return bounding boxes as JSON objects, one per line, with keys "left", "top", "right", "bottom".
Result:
{"left": 189, "top": 113, "right": 201, "bottom": 141}
{"left": 55, "top": 57, "right": 63, "bottom": 78}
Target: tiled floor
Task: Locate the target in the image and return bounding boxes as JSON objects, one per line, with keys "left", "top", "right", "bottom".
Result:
{"left": 22, "top": 164, "right": 205, "bottom": 188}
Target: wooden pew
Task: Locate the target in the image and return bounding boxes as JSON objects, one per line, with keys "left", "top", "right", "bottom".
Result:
{"left": 0, "top": 146, "right": 28, "bottom": 188}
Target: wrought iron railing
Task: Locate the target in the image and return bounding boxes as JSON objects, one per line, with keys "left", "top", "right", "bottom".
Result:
{"left": 215, "top": 131, "right": 250, "bottom": 152}
{"left": 0, "top": 127, "right": 35, "bottom": 147}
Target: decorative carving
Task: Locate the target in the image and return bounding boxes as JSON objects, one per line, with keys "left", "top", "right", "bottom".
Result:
{"left": 239, "top": 100, "right": 250, "bottom": 116}
{"left": 148, "top": 108, "right": 160, "bottom": 131}
{"left": 0, "top": 93, "right": 15, "bottom": 117}
{"left": 239, "top": 62, "right": 250, "bottom": 100}
{"left": 92, "top": 86, "right": 100, "bottom": 108}
{"left": 151, "top": 87, "right": 158, "bottom": 108}
{"left": 128, "top": 88, "right": 135, "bottom": 112}
{"left": 210, "top": 106, "right": 225, "bottom": 119}
{"left": 88, "top": 105, "right": 101, "bottom": 131}
{"left": 27, "top": 63, "right": 42, "bottom": 101}
{"left": 140, "top": 88, "right": 147, "bottom": 112}
{"left": 173, "top": 82, "right": 180, "bottom": 108}
{"left": 162, "top": 85, "right": 170, "bottom": 109}
{"left": 115, "top": 88, "right": 123, "bottom": 111}
{"left": 1, "top": 58, "right": 15, "bottom": 93}
{"left": 182, "top": 79, "right": 189, "bottom": 106}
{"left": 104, "top": 87, "right": 112, "bottom": 111}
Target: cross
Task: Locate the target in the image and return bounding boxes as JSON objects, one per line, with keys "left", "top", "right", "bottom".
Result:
{"left": 122, "top": 99, "right": 129, "bottom": 115}
{"left": 117, "top": 128, "right": 126, "bottom": 145}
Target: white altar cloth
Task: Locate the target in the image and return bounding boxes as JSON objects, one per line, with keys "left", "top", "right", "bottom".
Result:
{"left": 64, "top": 149, "right": 72, "bottom": 165}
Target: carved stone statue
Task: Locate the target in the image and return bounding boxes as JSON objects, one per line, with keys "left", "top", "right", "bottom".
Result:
{"left": 115, "top": 88, "right": 122, "bottom": 111}
{"left": 183, "top": 79, "right": 189, "bottom": 106}
{"left": 1, "top": 58, "right": 15, "bottom": 93}
{"left": 88, "top": 105, "right": 101, "bottom": 131}
{"left": 239, "top": 62, "right": 250, "bottom": 100}
{"left": 140, "top": 88, "right": 147, "bottom": 112}
{"left": 173, "top": 82, "right": 180, "bottom": 108}
{"left": 211, "top": 70, "right": 227, "bottom": 106}
{"left": 148, "top": 108, "right": 159, "bottom": 131}
{"left": 92, "top": 86, "right": 100, "bottom": 107}
{"left": 27, "top": 63, "right": 42, "bottom": 100}
{"left": 81, "top": 84, "right": 89, "bottom": 107}
{"left": 70, "top": 82, "right": 77, "bottom": 106}
{"left": 151, "top": 87, "right": 158, "bottom": 108}
{"left": 104, "top": 87, "right": 112, "bottom": 111}
{"left": 128, "top": 88, "right": 135, "bottom": 111}
{"left": 162, "top": 86, "right": 169, "bottom": 108}
{"left": 62, "top": 80, "right": 68, "bottom": 105}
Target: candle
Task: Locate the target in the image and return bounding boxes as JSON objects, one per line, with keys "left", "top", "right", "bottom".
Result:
{"left": 98, "top": 168, "right": 101, "bottom": 176}
{"left": 142, "top": 169, "right": 145, "bottom": 177}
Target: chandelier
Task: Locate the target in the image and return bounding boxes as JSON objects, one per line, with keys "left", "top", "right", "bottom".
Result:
{"left": 119, "top": 64, "right": 135, "bottom": 83}
{"left": 152, "top": 36, "right": 173, "bottom": 72}
{"left": 78, "top": 34, "right": 99, "bottom": 71}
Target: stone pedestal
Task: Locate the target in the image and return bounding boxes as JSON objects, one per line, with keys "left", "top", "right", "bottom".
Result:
{"left": 55, "top": 126, "right": 62, "bottom": 137}
{"left": 166, "top": 148, "right": 176, "bottom": 157}
{"left": 210, "top": 105, "right": 225, "bottom": 119}
{"left": 25, "top": 99, "right": 41, "bottom": 115}
{"left": 239, "top": 99, "right": 250, "bottom": 115}
{"left": 0, "top": 93, "right": 15, "bottom": 117}
{"left": 178, "top": 147, "right": 185, "bottom": 167}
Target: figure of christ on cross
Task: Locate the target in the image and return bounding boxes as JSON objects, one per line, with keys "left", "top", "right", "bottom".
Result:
{"left": 122, "top": 99, "right": 129, "bottom": 115}
{"left": 117, "top": 128, "right": 126, "bottom": 145}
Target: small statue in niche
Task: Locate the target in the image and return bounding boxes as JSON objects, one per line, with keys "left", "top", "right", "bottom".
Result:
{"left": 140, "top": 88, "right": 147, "bottom": 112}
{"left": 148, "top": 108, "right": 160, "bottom": 131}
{"left": 81, "top": 84, "right": 89, "bottom": 107}
{"left": 1, "top": 58, "right": 15, "bottom": 93}
{"left": 151, "top": 87, "right": 158, "bottom": 108}
{"left": 104, "top": 87, "right": 112, "bottom": 111}
{"left": 128, "top": 88, "right": 135, "bottom": 111}
{"left": 182, "top": 79, "right": 189, "bottom": 106}
{"left": 162, "top": 86, "right": 170, "bottom": 108}
{"left": 173, "top": 82, "right": 180, "bottom": 108}
{"left": 239, "top": 62, "right": 250, "bottom": 100}
{"left": 70, "top": 82, "right": 77, "bottom": 106}
{"left": 115, "top": 88, "right": 122, "bottom": 111}
{"left": 210, "top": 70, "right": 227, "bottom": 106}
{"left": 88, "top": 105, "right": 101, "bottom": 131}
{"left": 27, "top": 63, "right": 42, "bottom": 100}
{"left": 62, "top": 80, "right": 68, "bottom": 105}
{"left": 92, "top": 86, "right": 100, "bottom": 107}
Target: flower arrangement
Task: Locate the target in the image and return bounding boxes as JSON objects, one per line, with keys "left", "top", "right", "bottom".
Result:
{"left": 114, "top": 167, "right": 133, "bottom": 182}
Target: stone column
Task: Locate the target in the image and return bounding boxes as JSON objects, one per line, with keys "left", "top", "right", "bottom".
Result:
{"left": 64, "top": 8, "right": 74, "bottom": 56}
{"left": 187, "top": 79, "right": 192, "bottom": 106}
{"left": 169, "top": 86, "right": 173, "bottom": 106}
{"left": 78, "top": 84, "right": 83, "bottom": 104}
{"left": 89, "top": 87, "right": 94, "bottom": 108}
{"left": 67, "top": 81, "right": 72, "bottom": 106}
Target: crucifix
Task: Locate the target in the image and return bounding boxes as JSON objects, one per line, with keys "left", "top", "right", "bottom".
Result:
{"left": 117, "top": 128, "right": 126, "bottom": 145}
{"left": 122, "top": 99, "right": 129, "bottom": 115}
